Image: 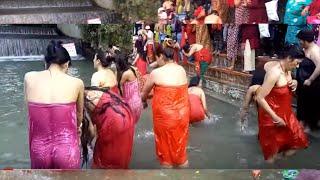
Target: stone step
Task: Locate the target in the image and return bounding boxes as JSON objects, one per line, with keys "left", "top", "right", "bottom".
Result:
{"left": 0, "top": 6, "right": 121, "bottom": 24}
{"left": 0, "top": 0, "right": 93, "bottom": 9}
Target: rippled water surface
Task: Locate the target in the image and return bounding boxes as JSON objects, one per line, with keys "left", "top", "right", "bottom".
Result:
{"left": 0, "top": 60, "right": 320, "bottom": 169}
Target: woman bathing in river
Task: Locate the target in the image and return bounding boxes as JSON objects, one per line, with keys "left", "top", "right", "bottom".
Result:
{"left": 240, "top": 45, "right": 308, "bottom": 163}
{"left": 24, "top": 41, "right": 84, "bottom": 169}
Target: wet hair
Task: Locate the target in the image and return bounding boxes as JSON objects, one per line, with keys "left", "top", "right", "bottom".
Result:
{"left": 296, "top": 29, "right": 315, "bottom": 42}
{"left": 183, "top": 43, "right": 191, "bottom": 53}
{"left": 211, "top": 10, "right": 219, "bottom": 16}
{"left": 96, "top": 49, "right": 114, "bottom": 67}
{"left": 155, "top": 44, "right": 174, "bottom": 60}
{"left": 114, "top": 53, "right": 137, "bottom": 96}
{"left": 283, "top": 45, "right": 305, "bottom": 60}
{"left": 81, "top": 86, "right": 131, "bottom": 167}
{"left": 189, "top": 76, "right": 200, "bottom": 87}
{"left": 45, "top": 40, "right": 71, "bottom": 68}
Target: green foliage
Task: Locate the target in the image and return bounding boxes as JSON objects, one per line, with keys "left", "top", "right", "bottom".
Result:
{"left": 80, "top": 24, "right": 134, "bottom": 52}
{"left": 112, "top": 0, "right": 160, "bottom": 22}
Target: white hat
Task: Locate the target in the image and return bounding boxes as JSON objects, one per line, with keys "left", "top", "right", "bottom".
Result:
{"left": 145, "top": 25, "right": 150, "bottom": 30}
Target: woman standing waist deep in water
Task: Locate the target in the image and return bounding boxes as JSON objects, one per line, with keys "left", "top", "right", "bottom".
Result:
{"left": 24, "top": 41, "right": 84, "bottom": 169}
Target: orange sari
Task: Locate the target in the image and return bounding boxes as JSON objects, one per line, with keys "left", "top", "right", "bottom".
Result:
{"left": 152, "top": 84, "right": 190, "bottom": 166}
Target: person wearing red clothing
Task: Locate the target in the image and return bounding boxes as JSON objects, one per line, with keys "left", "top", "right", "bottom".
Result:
{"left": 182, "top": 43, "right": 213, "bottom": 83}
{"left": 188, "top": 76, "right": 210, "bottom": 123}
{"left": 141, "top": 45, "right": 190, "bottom": 168}
{"left": 82, "top": 87, "right": 134, "bottom": 169}
{"left": 255, "top": 45, "right": 308, "bottom": 163}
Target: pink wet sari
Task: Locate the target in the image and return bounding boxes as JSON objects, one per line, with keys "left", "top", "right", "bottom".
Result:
{"left": 28, "top": 102, "right": 80, "bottom": 169}
{"left": 122, "top": 79, "right": 143, "bottom": 124}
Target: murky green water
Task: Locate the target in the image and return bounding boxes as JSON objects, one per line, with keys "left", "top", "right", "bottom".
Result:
{"left": 0, "top": 60, "right": 320, "bottom": 169}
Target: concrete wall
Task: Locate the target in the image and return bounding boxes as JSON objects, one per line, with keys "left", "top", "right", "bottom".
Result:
{"left": 57, "top": 24, "right": 82, "bottom": 39}
{"left": 93, "top": 0, "right": 113, "bottom": 10}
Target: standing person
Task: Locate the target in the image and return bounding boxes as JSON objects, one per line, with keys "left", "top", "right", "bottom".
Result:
{"left": 296, "top": 29, "right": 320, "bottom": 131}
{"left": 284, "top": 0, "right": 312, "bottom": 45}
{"left": 247, "top": 0, "right": 268, "bottom": 23}
{"left": 145, "top": 25, "right": 155, "bottom": 63}
{"left": 188, "top": 76, "right": 210, "bottom": 123}
{"left": 141, "top": 46, "right": 190, "bottom": 168}
{"left": 133, "top": 34, "right": 148, "bottom": 76}
{"left": 91, "top": 50, "right": 119, "bottom": 94}
{"left": 182, "top": 43, "right": 213, "bottom": 83}
{"left": 115, "top": 54, "right": 143, "bottom": 124}
{"left": 81, "top": 86, "right": 134, "bottom": 169}
{"left": 255, "top": 45, "right": 308, "bottom": 163}
{"left": 24, "top": 41, "right": 84, "bottom": 169}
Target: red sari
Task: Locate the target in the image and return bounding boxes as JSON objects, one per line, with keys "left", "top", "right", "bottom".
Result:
{"left": 91, "top": 92, "right": 134, "bottom": 169}
{"left": 258, "top": 85, "right": 309, "bottom": 160}
{"left": 152, "top": 84, "right": 190, "bottom": 166}
{"left": 136, "top": 56, "right": 147, "bottom": 76}
{"left": 309, "top": 0, "right": 320, "bottom": 16}
{"left": 189, "top": 94, "right": 205, "bottom": 123}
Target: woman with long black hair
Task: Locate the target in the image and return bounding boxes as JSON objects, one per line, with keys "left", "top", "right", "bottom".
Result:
{"left": 115, "top": 53, "right": 143, "bottom": 124}
{"left": 81, "top": 86, "right": 135, "bottom": 169}
{"left": 24, "top": 40, "right": 84, "bottom": 169}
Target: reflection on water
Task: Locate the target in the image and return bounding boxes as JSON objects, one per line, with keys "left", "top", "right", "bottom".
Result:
{"left": 1, "top": 60, "right": 320, "bottom": 170}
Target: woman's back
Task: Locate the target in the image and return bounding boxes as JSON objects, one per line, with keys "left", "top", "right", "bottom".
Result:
{"left": 25, "top": 70, "right": 82, "bottom": 103}
{"left": 91, "top": 69, "right": 117, "bottom": 88}
{"left": 152, "top": 63, "right": 188, "bottom": 86}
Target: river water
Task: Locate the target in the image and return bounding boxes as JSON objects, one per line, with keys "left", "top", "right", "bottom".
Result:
{"left": 0, "top": 60, "right": 320, "bottom": 169}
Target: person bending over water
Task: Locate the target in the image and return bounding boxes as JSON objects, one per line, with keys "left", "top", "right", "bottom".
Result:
{"left": 91, "top": 50, "right": 119, "bottom": 94}
{"left": 182, "top": 43, "right": 213, "bottom": 84}
{"left": 188, "top": 76, "right": 210, "bottom": 123}
{"left": 24, "top": 41, "right": 84, "bottom": 169}
{"left": 81, "top": 86, "right": 134, "bottom": 169}
{"left": 254, "top": 45, "right": 308, "bottom": 163}
{"left": 115, "top": 54, "right": 143, "bottom": 124}
{"left": 141, "top": 45, "right": 190, "bottom": 168}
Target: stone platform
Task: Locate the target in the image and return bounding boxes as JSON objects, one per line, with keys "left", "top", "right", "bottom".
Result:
{"left": 182, "top": 56, "right": 276, "bottom": 106}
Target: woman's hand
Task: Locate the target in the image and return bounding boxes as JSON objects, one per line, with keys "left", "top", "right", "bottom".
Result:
{"left": 240, "top": 108, "right": 248, "bottom": 123}
{"left": 301, "top": 6, "right": 309, "bottom": 16}
{"left": 317, "top": 13, "right": 320, "bottom": 19}
{"left": 304, "top": 79, "right": 312, "bottom": 86}
{"left": 288, "top": 79, "right": 298, "bottom": 91}
{"left": 272, "top": 115, "right": 286, "bottom": 126}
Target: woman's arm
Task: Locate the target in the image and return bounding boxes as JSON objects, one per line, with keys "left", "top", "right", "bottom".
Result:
{"left": 77, "top": 80, "right": 85, "bottom": 130}
{"left": 234, "top": 0, "right": 242, "bottom": 7}
{"left": 240, "top": 85, "right": 260, "bottom": 122}
{"left": 256, "top": 70, "right": 286, "bottom": 126}
{"left": 199, "top": 89, "right": 209, "bottom": 117}
{"left": 141, "top": 72, "right": 155, "bottom": 102}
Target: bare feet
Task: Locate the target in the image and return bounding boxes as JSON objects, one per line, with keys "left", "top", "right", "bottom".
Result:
{"left": 177, "top": 160, "right": 189, "bottom": 168}
{"left": 284, "top": 149, "right": 297, "bottom": 157}
{"left": 160, "top": 164, "right": 173, "bottom": 169}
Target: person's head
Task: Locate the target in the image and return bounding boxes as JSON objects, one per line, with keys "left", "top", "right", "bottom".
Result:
{"left": 211, "top": 10, "right": 219, "bottom": 16}
{"left": 114, "top": 53, "right": 130, "bottom": 73}
{"left": 189, "top": 76, "right": 200, "bottom": 88}
{"left": 282, "top": 45, "right": 305, "bottom": 70}
{"left": 194, "top": 0, "right": 203, "bottom": 7}
{"left": 182, "top": 43, "right": 191, "bottom": 53}
{"left": 93, "top": 49, "right": 114, "bottom": 70}
{"left": 138, "top": 34, "right": 143, "bottom": 40}
{"left": 154, "top": 44, "right": 174, "bottom": 66}
{"left": 297, "top": 29, "right": 315, "bottom": 48}
{"left": 44, "top": 40, "right": 71, "bottom": 72}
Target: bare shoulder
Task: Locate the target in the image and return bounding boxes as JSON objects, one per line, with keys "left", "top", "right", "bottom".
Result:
{"left": 24, "top": 71, "right": 40, "bottom": 82}
{"left": 67, "top": 75, "right": 84, "bottom": 88}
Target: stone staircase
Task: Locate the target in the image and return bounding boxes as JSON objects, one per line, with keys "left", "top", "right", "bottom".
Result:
{"left": 0, "top": 0, "right": 121, "bottom": 24}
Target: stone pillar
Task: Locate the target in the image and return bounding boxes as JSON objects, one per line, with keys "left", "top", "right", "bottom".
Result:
{"left": 93, "top": 0, "right": 114, "bottom": 10}
{"left": 57, "top": 24, "right": 82, "bottom": 39}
